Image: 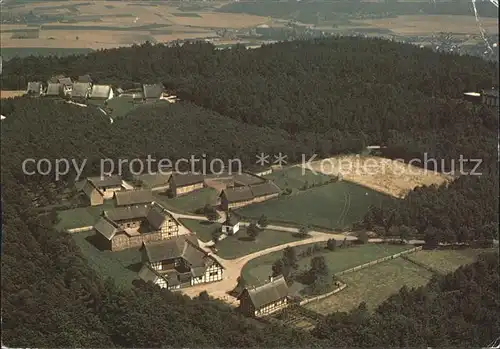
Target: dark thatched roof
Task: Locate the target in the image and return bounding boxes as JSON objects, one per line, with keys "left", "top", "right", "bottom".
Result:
{"left": 114, "top": 189, "right": 154, "bottom": 207}
{"left": 239, "top": 276, "right": 288, "bottom": 308}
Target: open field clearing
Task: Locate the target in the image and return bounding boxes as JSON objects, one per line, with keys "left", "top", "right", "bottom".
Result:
{"left": 236, "top": 181, "right": 391, "bottom": 230}
{"left": 350, "top": 15, "right": 499, "bottom": 35}
{"left": 303, "top": 155, "right": 452, "bottom": 198}
{"left": 164, "top": 12, "right": 269, "bottom": 28}
{"left": 406, "top": 248, "right": 495, "bottom": 274}
{"left": 0, "top": 1, "right": 269, "bottom": 50}
{"left": 179, "top": 219, "right": 221, "bottom": 243}
{"left": 0, "top": 90, "right": 25, "bottom": 99}
{"left": 215, "top": 229, "right": 305, "bottom": 260}
{"left": 264, "top": 167, "right": 334, "bottom": 191}
{"left": 72, "top": 230, "right": 142, "bottom": 289}
{"left": 305, "top": 257, "right": 433, "bottom": 314}
{"left": 242, "top": 243, "right": 413, "bottom": 286}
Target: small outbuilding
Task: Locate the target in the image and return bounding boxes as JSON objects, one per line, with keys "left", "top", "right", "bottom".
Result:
{"left": 221, "top": 214, "right": 240, "bottom": 235}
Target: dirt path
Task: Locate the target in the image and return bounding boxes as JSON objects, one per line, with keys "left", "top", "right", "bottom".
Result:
{"left": 180, "top": 231, "right": 356, "bottom": 304}
{"left": 168, "top": 208, "right": 424, "bottom": 305}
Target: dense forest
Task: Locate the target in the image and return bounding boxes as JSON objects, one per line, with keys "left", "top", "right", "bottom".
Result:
{"left": 1, "top": 37, "right": 499, "bottom": 347}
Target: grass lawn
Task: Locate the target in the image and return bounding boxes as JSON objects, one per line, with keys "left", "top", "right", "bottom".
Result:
{"left": 179, "top": 218, "right": 221, "bottom": 243}
{"left": 304, "top": 258, "right": 434, "bottom": 314}
{"left": 215, "top": 229, "right": 305, "bottom": 260}
{"left": 236, "top": 181, "right": 392, "bottom": 230}
{"left": 264, "top": 167, "right": 333, "bottom": 191}
{"left": 55, "top": 200, "right": 115, "bottom": 230}
{"left": 154, "top": 188, "right": 219, "bottom": 214}
{"left": 241, "top": 243, "right": 413, "bottom": 286}
{"left": 71, "top": 230, "right": 142, "bottom": 289}
{"left": 104, "top": 96, "right": 141, "bottom": 119}
{"left": 406, "top": 248, "right": 495, "bottom": 274}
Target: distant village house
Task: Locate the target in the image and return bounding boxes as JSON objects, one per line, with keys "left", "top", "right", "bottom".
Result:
{"left": 142, "top": 83, "right": 165, "bottom": 101}
{"left": 48, "top": 75, "right": 72, "bottom": 96}
{"left": 71, "top": 82, "right": 92, "bottom": 101}
{"left": 26, "top": 81, "right": 43, "bottom": 96}
{"left": 482, "top": 89, "right": 499, "bottom": 107}
{"left": 89, "top": 84, "right": 114, "bottom": 100}
{"left": 45, "top": 83, "right": 64, "bottom": 97}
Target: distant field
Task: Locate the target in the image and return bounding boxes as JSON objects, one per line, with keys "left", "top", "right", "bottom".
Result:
{"left": 304, "top": 155, "right": 452, "bottom": 198}
{"left": 305, "top": 257, "right": 433, "bottom": 314}
{"left": 0, "top": 90, "right": 25, "bottom": 99}
{"left": 171, "top": 13, "right": 202, "bottom": 18}
{"left": 180, "top": 219, "right": 221, "bottom": 243}
{"left": 0, "top": 0, "right": 269, "bottom": 49}
{"left": 215, "top": 229, "right": 304, "bottom": 260}
{"left": 40, "top": 24, "right": 170, "bottom": 31}
{"left": 264, "top": 167, "right": 333, "bottom": 191}
{"left": 406, "top": 248, "right": 495, "bottom": 274}
{"left": 154, "top": 188, "right": 219, "bottom": 214}
{"left": 236, "top": 181, "right": 392, "bottom": 230}
{"left": 72, "top": 230, "right": 142, "bottom": 289}
{"left": 241, "top": 243, "right": 413, "bottom": 286}
{"left": 351, "top": 15, "right": 499, "bottom": 35}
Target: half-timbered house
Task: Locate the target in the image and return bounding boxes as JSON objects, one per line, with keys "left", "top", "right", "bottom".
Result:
{"left": 238, "top": 275, "right": 289, "bottom": 317}
{"left": 93, "top": 202, "right": 182, "bottom": 251}
{"left": 138, "top": 235, "right": 224, "bottom": 289}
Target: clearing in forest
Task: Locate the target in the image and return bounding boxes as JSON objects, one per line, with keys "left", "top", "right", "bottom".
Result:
{"left": 0, "top": 90, "right": 25, "bottom": 99}
{"left": 405, "top": 248, "right": 495, "bottom": 274}
{"left": 241, "top": 243, "right": 414, "bottom": 286}
{"left": 304, "top": 257, "right": 433, "bottom": 314}
{"left": 302, "top": 155, "right": 452, "bottom": 198}
{"left": 236, "top": 181, "right": 391, "bottom": 230}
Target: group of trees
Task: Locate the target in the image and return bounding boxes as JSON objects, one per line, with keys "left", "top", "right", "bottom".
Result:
{"left": 272, "top": 246, "right": 300, "bottom": 284}
{"left": 1, "top": 37, "right": 498, "bottom": 347}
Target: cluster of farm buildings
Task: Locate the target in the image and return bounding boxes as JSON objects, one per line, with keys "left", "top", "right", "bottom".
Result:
{"left": 463, "top": 88, "right": 499, "bottom": 107}
{"left": 25, "top": 74, "right": 177, "bottom": 103}
{"left": 77, "top": 168, "right": 289, "bottom": 317}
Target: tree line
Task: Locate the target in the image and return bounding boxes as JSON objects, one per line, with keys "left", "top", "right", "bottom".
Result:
{"left": 1, "top": 37, "right": 498, "bottom": 347}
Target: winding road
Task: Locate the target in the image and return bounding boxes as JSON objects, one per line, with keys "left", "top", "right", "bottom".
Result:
{"left": 167, "top": 209, "right": 385, "bottom": 305}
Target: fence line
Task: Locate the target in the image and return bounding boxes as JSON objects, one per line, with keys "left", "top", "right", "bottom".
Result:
{"left": 299, "top": 283, "right": 347, "bottom": 306}
{"left": 400, "top": 254, "right": 442, "bottom": 275}
{"left": 335, "top": 246, "right": 423, "bottom": 277}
